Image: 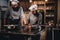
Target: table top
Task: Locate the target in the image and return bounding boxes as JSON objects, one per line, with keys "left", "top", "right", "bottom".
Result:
{"left": 0, "top": 32, "right": 40, "bottom": 36}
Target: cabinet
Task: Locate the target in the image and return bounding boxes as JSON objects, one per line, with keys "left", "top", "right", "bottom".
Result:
{"left": 45, "top": 0, "right": 57, "bottom": 27}
{"left": 52, "top": 28, "right": 60, "bottom": 40}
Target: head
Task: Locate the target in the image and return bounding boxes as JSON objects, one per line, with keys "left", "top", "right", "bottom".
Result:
{"left": 29, "top": 3, "right": 38, "bottom": 14}
{"left": 11, "top": 1, "right": 19, "bottom": 8}
{"left": 32, "top": 10, "right": 37, "bottom": 14}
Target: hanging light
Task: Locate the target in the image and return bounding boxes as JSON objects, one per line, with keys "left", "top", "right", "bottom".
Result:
{"left": 29, "top": 0, "right": 32, "bottom": 3}
{"left": 45, "top": 0, "right": 48, "bottom": 2}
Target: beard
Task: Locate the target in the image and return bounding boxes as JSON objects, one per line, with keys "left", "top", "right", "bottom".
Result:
{"left": 12, "top": 6, "right": 20, "bottom": 11}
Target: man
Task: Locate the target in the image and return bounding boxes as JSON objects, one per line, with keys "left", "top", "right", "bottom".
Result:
{"left": 23, "top": 2, "right": 42, "bottom": 40}
{"left": 26, "top": 1, "right": 42, "bottom": 33}
{"left": 4, "top": 0, "right": 25, "bottom": 32}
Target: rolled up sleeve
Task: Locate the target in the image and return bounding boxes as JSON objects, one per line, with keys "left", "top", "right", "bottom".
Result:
{"left": 20, "top": 7, "right": 25, "bottom": 19}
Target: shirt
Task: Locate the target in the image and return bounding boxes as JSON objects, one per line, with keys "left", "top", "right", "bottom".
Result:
{"left": 27, "top": 12, "right": 42, "bottom": 25}
{"left": 26, "top": 12, "right": 42, "bottom": 31}
{"left": 4, "top": 7, "right": 25, "bottom": 19}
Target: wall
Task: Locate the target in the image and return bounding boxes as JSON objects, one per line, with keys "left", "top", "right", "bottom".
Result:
{"left": 58, "top": 0, "right": 60, "bottom": 22}
{"left": 20, "top": 2, "right": 30, "bottom": 11}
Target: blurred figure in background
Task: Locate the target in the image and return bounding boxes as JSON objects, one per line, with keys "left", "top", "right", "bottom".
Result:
{"left": 24, "top": 1, "right": 42, "bottom": 33}
{"left": 4, "top": 0, "right": 26, "bottom": 32}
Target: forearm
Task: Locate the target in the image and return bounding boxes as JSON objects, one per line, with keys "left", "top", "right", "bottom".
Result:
{"left": 20, "top": 18, "right": 26, "bottom": 26}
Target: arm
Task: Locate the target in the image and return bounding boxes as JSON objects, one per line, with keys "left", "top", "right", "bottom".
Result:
{"left": 38, "top": 13, "right": 42, "bottom": 25}
{"left": 20, "top": 7, "right": 26, "bottom": 26}
{"left": 38, "top": 13, "right": 42, "bottom": 31}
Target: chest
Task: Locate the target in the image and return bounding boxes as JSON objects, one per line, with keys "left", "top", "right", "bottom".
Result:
{"left": 30, "top": 14, "right": 38, "bottom": 21}
{"left": 10, "top": 8, "right": 21, "bottom": 16}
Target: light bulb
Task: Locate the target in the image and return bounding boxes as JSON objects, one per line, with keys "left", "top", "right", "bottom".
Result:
{"left": 45, "top": 0, "right": 48, "bottom": 1}
{"left": 30, "top": 0, "right": 32, "bottom": 3}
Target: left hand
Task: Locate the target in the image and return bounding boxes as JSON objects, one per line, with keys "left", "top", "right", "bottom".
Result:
{"left": 25, "top": 24, "right": 31, "bottom": 29}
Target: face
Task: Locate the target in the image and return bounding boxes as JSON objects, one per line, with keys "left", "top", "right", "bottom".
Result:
{"left": 11, "top": 4, "right": 18, "bottom": 8}
{"left": 32, "top": 11, "right": 36, "bottom": 14}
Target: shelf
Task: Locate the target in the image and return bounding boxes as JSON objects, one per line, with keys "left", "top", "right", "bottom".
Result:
{"left": 35, "top": 1, "right": 45, "bottom": 4}
{"left": 37, "top": 4, "right": 44, "bottom": 6}
{"left": 46, "top": 1, "right": 56, "bottom": 4}
{"left": 46, "top": 6, "right": 56, "bottom": 10}
{"left": 46, "top": 15, "right": 54, "bottom": 17}
{"left": 46, "top": 10, "right": 56, "bottom": 12}
{"left": 46, "top": 2, "right": 56, "bottom": 6}
{"left": 38, "top": 6, "right": 44, "bottom": 10}
{"left": 46, "top": 9, "right": 55, "bottom": 11}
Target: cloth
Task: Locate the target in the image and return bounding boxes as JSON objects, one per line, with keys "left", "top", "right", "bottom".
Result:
{"left": 27, "top": 12, "right": 42, "bottom": 25}
{"left": 29, "top": 4, "right": 37, "bottom": 11}
{"left": 4, "top": 7, "right": 24, "bottom": 31}
{"left": 10, "top": 0, "right": 19, "bottom": 2}
{"left": 10, "top": 0, "right": 19, "bottom": 5}
{"left": 8, "top": 19, "right": 19, "bottom": 25}
{"left": 25, "top": 12, "right": 42, "bottom": 32}
{"left": 4, "top": 7, "right": 25, "bottom": 19}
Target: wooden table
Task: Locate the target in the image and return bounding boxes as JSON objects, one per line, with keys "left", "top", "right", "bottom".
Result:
{"left": 0, "top": 32, "right": 40, "bottom": 40}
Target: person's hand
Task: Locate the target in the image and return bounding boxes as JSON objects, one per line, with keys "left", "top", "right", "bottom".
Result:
{"left": 25, "top": 24, "right": 31, "bottom": 29}
{"left": 24, "top": 24, "right": 31, "bottom": 33}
